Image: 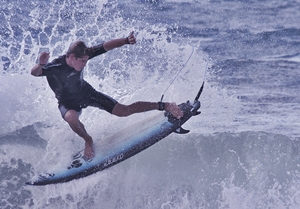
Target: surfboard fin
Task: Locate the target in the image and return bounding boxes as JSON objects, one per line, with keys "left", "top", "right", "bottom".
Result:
{"left": 194, "top": 111, "right": 201, "bottom": 116}
{"left": 174, "top": 127, "right": 190, "bottom": 134}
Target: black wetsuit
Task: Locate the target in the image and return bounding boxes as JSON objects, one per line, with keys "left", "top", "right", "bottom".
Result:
{"left": 40, "top": 44, "right": 117, "bottom": 117}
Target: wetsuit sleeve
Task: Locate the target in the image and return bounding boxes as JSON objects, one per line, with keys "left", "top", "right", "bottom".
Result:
{"left": 40, "top": 65, "right": 50, "bottom": 76}
{"left": 40, "top": 57, "right": 63, "bottom": 76}
{"left": 89, "top": 44, "right": 107, "bottom": 59}
{"left": 40, "top": 62, "right": 54, "bottom": 76}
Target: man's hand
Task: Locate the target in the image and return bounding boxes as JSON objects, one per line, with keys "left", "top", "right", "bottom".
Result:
{"left": 127, "top": 31, "right": 136, "bottom": 45}
{"left": 39, "top": 52, "right": 50, "bottom": 65}
{"left": 31, "top": 52, "right": 50, "bottom": 76}
{"left": 165, "top": 102, "right": 183, "bottom": 119}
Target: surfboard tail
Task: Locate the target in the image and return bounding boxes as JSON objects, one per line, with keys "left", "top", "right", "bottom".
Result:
{"left": 164, "top": 98, "right": 201, "bottom": 135}
{"left": 165, "top": 80, "right": 204, "bottom": 135}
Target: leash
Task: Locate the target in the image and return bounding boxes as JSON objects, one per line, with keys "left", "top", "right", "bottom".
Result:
{"left": 160, "top": 47, "right": 195, "bottom": 102}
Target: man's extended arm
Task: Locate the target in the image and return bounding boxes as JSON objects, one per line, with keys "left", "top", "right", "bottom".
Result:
{"left": 103, "top": 31, "right": 136, "bottom": 51}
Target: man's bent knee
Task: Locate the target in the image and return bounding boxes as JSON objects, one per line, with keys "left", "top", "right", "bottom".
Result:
{"left": 64, "top": 110, "right": 80, "bottom": 124}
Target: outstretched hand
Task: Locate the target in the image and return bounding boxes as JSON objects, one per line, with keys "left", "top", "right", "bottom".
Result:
{"left": 39, "top": 52, "right": 50, "bottom": 65}
{"left": 127, "top": 31, "right": 136, "bottom": 45}
{"left": 165, "top": 102, "right": 183, "bottom": 119}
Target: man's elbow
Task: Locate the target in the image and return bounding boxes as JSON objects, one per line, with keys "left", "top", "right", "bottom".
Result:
{"left": 102, "top": 42, "right": 111, "bottom": 51}
{"left": 30, "top": 70, "right": 36, "bottom": 76}
{"left": 31, "top": 69, "right": 40, "bottom": 76}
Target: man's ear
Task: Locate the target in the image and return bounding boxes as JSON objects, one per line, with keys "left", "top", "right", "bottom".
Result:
{"left": 69, "top": 53, "right": 74, "bottom": 59}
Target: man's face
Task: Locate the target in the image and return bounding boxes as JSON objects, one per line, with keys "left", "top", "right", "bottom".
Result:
{"left": 70, "top": 54, "right": 89, "bottom": 71}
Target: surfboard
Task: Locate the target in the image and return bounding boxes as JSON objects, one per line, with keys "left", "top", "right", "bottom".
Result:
{"left": 26, "top": 80, "right": 204, "bottom": 186}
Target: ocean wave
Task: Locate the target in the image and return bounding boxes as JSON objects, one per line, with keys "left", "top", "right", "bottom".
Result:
{"left": 1, "top": 131, "right": 300, "bottom": 208}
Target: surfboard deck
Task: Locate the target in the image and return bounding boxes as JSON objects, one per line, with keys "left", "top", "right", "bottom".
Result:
{"left": 26, "top": 100, "right": 201, "bottom": 186}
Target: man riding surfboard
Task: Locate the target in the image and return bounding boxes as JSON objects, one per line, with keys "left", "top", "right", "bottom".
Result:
{"left": 31, "top": 31, "right": 183, "bottom": 159}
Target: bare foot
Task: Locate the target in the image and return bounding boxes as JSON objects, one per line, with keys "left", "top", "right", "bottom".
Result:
{"left": 165, "top": 102, "right": 183, "bottom": 119}
{"left": 84, "top": 142, "right": 94, "bottom": 159}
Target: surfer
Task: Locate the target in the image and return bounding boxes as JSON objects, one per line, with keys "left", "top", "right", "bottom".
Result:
{"left": 31, "top": 31, "right": 183, "bottom": 159}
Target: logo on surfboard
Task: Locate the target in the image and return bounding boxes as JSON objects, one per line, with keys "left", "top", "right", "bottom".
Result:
{"left": 104, "top": 153, "right": 124, "bottom": 167}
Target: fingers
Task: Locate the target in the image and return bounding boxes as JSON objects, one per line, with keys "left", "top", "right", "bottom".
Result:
{"left": 129, "top": 31, "right": 134, "bottom": 37}
{"left": 40, "top": 52, "right": 50, "bottom": 63}
{"left": 127, "top": 31, "right": 136, "bottom": 44}
{"left": 40, "top": 51, "right": 50, "bottom": 57}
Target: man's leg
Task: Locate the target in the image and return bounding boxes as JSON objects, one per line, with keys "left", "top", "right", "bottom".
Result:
{"left": 112, "top": 102, "right": 183, "bottom": 119}
{"left": 64, "top": 110, "right": 94, "bottom": 158}
{"left": 89, "top": 89, "right": 182, "bottom": 118}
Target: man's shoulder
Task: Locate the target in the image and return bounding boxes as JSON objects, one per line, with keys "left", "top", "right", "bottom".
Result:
{"left": 40, "top": 56, "right": 66, "bottom": 77}
{"left": 46, "top": 56, "right": 64, "bottom": 67}
{"left": 43, "top": 56, "right": 66, "bottom": 72}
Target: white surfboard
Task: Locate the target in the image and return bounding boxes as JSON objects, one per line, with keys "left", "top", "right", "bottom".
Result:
{"left": 25, "top": 99, "right": 201, "bottom": 186}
